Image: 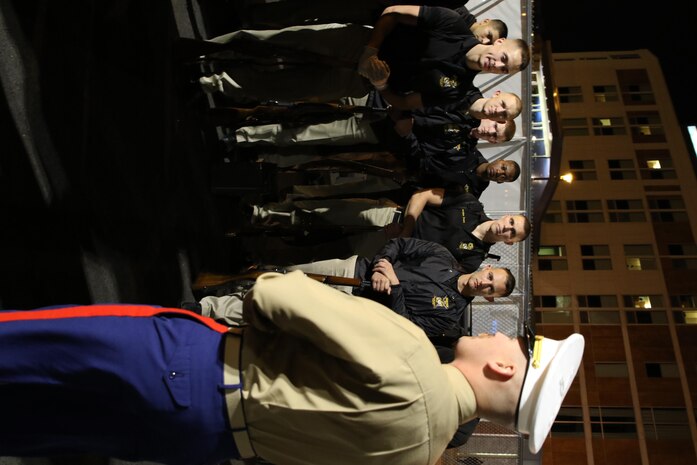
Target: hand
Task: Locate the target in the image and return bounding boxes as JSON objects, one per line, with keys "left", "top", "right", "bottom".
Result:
{"left": 393, "top": 117, "right": 414, "bottom": 137}
{"left": 358, "top": 47, "right": 390, "bottom": 82}
{"left": 373, "top": 258, "right": 399, "bottom": 286}
{"left": 358, "top": 45, "right": 378, "bottom": 73}
{"left": 383, "top": 222, "right": 403, "bottom": 239}
{"left": 371, "top": 272, "right": 393, "bottom": 295}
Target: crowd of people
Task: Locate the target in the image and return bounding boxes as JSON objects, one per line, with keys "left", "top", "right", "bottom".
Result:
{"left": 0, "top": 2, "right": 585, "bottom": 465}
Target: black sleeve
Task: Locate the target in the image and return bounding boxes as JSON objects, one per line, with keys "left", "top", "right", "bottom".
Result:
{"left": 447, "top": 418, "right": 480, "bottom": 449}
{"left": 373, "top": 237, "right": 448, "bottom": 265}
{"left": 383, "top": 285, "right": 407, "bottom": 316}
{"left": 457, "top": 250, "right": 486, "bottom": 273}
{"left": 440, "top": 190, "right": 479, "bottom": 208}
{"left": 418, "top": 6, "right": 472, "bottom": 37}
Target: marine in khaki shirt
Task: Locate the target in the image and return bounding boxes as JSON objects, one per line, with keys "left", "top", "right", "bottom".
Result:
{"left": 241, "top": 271, "right": 476, "bottom": 465}
{"left": 0, "top": 272, "right": 584, "bottom": 465}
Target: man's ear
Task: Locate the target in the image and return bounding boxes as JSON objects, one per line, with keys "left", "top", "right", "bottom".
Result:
{"left": 486, "top": 360, "right": 516, "bottom": 379}
{"left": 495, "top": 37, "right": 506, "bottom": 45}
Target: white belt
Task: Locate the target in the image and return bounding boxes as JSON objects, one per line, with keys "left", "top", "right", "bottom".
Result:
{"left": 223, "top": 329, "right": 256, "bottom": 459}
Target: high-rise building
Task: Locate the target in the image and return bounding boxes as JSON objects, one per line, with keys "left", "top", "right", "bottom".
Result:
{"left": 533, "top": 49, "right": 697, "bottom": 465}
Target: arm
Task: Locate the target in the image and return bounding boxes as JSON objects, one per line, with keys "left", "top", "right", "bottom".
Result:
{"left": 359, "top": 6, "right": 423, "bottom": 102}
{"left": 377, "top": 87, "right": 424, "bottom": 111}
{"left": 400, "top": 188, "right": 445, "bottom": 237}
{"left": 243, "top": 271, "right": 429, "bottom": 369}
{"left": 375, "top": 236, "right": 448, "bottom": 264}
{"left": 366, "top": 5, "right": 421, "bottom": 50}
{"left": 371, "top": 258, "right": 400, "bottom": 295}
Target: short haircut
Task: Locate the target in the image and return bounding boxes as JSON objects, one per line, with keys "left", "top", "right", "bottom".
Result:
{"left": 521, "top": 215, "right": 531, "bottom": 239}
{"left": 502, "top": 268, "right": 516, "bottom": 296}
{"left": 513, "top": 38, "right": 531, "bottom": 71}
{"left": 491, "top": 19, "right": 508, "bottom": 39}
{"left": 510, "top": 161, "right": 521, "bottom": 181}
{"left": 510, "top": 93, "right": 523, "bottom": 119}
{"left": 504, "top": 120, "right": 516, "bottom": 141}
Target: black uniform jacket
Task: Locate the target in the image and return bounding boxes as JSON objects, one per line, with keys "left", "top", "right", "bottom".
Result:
{"left": 355, "top": 237, "right": 472, "bottom": 336}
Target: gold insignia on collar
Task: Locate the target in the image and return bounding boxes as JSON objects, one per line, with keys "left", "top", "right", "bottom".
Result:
{"left": 439, "top": 75, "right": 459, "bottom": 88}
{"left": 432, "top": 296, "right": 450, "bottom": 309}
{"left": 458, "top": 242, "right": 474, "bottom": 250}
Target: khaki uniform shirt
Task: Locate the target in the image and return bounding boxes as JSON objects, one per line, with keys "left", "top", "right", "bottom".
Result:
{"left": 241, "top": 271, "right": 476, "bottom": 465}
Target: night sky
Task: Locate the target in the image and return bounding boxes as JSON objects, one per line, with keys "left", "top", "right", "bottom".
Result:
{"left": 535, "top": 0, "right": 697, "bottom": 127}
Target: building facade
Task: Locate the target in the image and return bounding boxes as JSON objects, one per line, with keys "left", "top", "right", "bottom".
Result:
{"left": 533, "top": 50, "right": 697, "bottom": 465}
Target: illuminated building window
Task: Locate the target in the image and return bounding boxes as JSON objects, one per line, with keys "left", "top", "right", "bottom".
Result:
{"left": 592, "top": 117, "right": 626, "bottom": 136}
{"left": 537, "top": 245, "right": 567, "bottom": 271}
{"left": 623, "top": 295, "right": 663, "bottom": 309}
{"left": 628, "top": 112, "right": 665, "bottom": 143}
{"left": 636, "top": 149, "right": 676, "bottom": 179}
{"left": 671, "top": 295, "right": 697, "bottom": 324}
{"left": 593, "top": 85, "right": 618, "bottom": 102}
{"left": 624, "top": 244, "right": 656, "bottom": 270}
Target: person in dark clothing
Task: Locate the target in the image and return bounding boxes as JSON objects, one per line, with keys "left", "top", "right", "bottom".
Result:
{"left": 360, "top": 5, "right": 530, "bottom": 110}
{"left": 398, "top": 188, "right": 530, "bottom": 270}
{"left": 285, "top": 237, "right": 515, "bottom": 337}
{"left": 411, "top": 149, "right": 520, "bottom": 197}
{"left": 363, "top": 88, "right": 520, "bottom": 172}
{"left": 195, "top": 6, "right": 529, "bottom": 108}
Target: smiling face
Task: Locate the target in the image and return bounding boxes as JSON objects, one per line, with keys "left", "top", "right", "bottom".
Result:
{"left": 480, "top": 38, "right": 525, "bottom": 75}
{"left": 488, "top": 215, "right": 529, "bottom": 244}
{"left": 462, "top": 266, "right": 511, "bottom": 297}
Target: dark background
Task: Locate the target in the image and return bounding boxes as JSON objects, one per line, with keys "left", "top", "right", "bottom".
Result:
{"left": 536, "top": 0, "right": 697, "bottom": 127}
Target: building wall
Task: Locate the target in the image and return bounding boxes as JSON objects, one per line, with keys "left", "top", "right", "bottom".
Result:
{"left": 534, "top": 50, "right": 697, "bottom": 465}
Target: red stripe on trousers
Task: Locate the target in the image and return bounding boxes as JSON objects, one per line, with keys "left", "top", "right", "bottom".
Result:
{"left": 0, "top": 304, "right": 230, "bottom": 333}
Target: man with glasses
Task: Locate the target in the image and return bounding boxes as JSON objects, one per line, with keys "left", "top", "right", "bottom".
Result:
{"left": 0, "top": 271, "right": 583, "bottom": 464}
